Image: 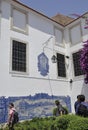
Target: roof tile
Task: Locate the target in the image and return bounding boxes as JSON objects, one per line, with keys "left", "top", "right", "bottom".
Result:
{"left": 52, "top": 13, "right": 74, "bottom": 26}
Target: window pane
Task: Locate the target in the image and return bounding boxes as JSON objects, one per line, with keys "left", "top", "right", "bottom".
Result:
{"left": 55, "top": 28, "right": 63, "bottom": 45}
{"left": 57, "top": 53, "right": 66, "bottom": 77}
{"left": 73, "top": 51, "right": 84, "bottom": 76}
{"left": 70, "top": 25, "right": 81, "bottom": 44}
{"left": 13, "top": 9, "right": 26, "bottom": 30}
{"left": 12, "top": 40, "right": 26, "bottom": 72}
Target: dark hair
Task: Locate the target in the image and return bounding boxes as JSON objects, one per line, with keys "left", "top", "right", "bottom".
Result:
{"left": 55, "top": 100, "right": 60, "bottom": 105}
{"left": 80, "top": 95, "right": 85, "bottom": 102}
{"left": 9, "top": 103, "right": 14, "bottom": 107}
{"left": 77, "top": 95, "right": 80, "bottom": 99}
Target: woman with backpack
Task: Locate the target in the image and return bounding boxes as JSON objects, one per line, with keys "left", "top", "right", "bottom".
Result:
{"left": 7, "top": 103, "right": 16, "bottom": 130}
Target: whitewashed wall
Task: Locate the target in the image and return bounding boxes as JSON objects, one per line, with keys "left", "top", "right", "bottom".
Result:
{"left": 65, "top": 18, "right": 88, "bottom": 112}
{"left": 0, "top": 0, "right": 88, "bottom": 113}
{"left": 0, "top": 0, "right": 69, "bottom": 97}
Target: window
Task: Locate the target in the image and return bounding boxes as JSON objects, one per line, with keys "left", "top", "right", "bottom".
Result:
{"left": 69, "top": 24, "right": 82, "bottom": 45}
{"left": 72, "top": 51, "right": 84, "bottom": 76}
{"left": 55, "top": 28, "right": 63, "bottom": 46}
{"left": 12, "top": 40, "right": 26, "bottom": 72}
{"left": 57, "top": 53, "right": 66, "bottom": 77}
{"left": 11, "top": 7, "right": 28, "bottom": 34}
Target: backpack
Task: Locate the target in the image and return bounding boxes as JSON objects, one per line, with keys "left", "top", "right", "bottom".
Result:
{"left": 12, "top": 111, "right": 19, "bottom": 124}
{"left": 58, "top": 105, "right": 67, "bottom": 115}
{"left": 77, "top": 103, "right": 88, "bottom": 117}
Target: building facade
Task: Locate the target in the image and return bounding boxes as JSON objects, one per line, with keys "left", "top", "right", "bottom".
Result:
{"left": 0, "top": 0, "right": 88, "bottom": 115}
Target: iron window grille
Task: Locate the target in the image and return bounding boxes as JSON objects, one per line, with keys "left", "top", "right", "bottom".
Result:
{"left": 57, "top": 53, "right": 66, "bottom": 77}
{"left": 12, "top": 40, "right": 26, "bottom": 72}
{"left": 72, "top": 51, "right": 84, "bottom": 76}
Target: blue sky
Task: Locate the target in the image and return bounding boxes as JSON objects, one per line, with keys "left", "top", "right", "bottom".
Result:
{"left": 19, "top": 0, "right": 88, "bottom": 18}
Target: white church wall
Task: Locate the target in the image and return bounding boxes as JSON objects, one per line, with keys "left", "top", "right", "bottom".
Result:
{"left": 70, "top": 79, "right": 88, "bottom": 113}
{"left": 64, "top": 17, "right": 88, "bottom": 113}
{"left": 0, "top": 0, "right": 69, "bottom": 98}
{"left": 1, "top": 0, "right": 88, "bottom": 114}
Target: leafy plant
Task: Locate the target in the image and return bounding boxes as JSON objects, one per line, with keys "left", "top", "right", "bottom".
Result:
{"left": 80, "top": 40, "right": 88, "bottom": 84}
{"left": 67, "top": 117, "right": 88, "bottom": 130}
{"left": 2, "top": 115, "right": 88, "bottom": 130}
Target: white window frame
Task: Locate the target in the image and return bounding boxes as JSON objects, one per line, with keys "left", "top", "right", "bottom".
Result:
{"left": 69, "top": 23, "right": 83, "bottom": 46}
{"left": 10, "top": 38, "right": 29, "bottom": 75}
{"left": 11, "top": 6, "right": 28, "bottom": 34}
{"left": 54, "top": 27, "right": 64, "bottom": 47}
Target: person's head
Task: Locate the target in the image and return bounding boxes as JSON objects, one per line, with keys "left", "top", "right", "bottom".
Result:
{"left": 80, "top": 95, "right": 85, "bottom": 102}
{"left": 55, "top": 100, "right": 60, "bottom": 106}
{"left": 9, "top": 103, "right": 14, "bottom": 109}
{"left": 77, "top": 95, "right": 80, "bottom": 99}
{"left": 77, "top": 95, "right": 81, "bottom": 101}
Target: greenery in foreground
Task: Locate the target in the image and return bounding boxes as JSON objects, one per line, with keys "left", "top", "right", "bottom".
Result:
{"left": 1, "top": 114, "right": 88, "bottom": 130}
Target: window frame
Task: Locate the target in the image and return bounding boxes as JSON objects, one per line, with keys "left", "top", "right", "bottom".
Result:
{"left": 56, "top": 52, "right": 66, "bottom": 78}
{"left": 72, "top": 50, "right": 84, "bottom": 78}
{"left": 11, "top": 5, "right": 28, "bottom": 35}
{"left": 10, "top": 38, "right": 29, "bottom": 75}
{"left": 54, "top": 27, "right": 64, "bottom": 47}
{"left": 69, "top": 22, "right": 83, "bottom": 46}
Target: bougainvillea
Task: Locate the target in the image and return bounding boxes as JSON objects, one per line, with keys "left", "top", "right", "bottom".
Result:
{"left": 80, "top": 40, "right": 88, "bottom": 84}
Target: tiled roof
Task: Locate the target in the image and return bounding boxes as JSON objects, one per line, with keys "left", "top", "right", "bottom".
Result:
{"left": 52, "top": 13, "right": 74, "bottom": 26}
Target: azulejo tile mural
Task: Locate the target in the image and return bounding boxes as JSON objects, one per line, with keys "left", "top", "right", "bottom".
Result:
{"left": 0, "top": 93, "right": 71, "bottom": 123}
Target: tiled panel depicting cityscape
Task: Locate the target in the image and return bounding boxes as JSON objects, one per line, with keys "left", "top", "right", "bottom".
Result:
{"left": 0, "top": 93, "right": 71, "bottom": 123}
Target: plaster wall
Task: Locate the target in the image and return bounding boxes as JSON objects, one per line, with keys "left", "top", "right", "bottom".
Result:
{"left": 0, "top": 0, "right": 88, "bottom": 113}
{"left": 0, "top": 0, "right": 69, "bottom": 98}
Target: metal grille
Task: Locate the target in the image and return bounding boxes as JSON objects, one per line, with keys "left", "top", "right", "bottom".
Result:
{"left": 57, "top": 53, "right": 66, "bottom": 77}
{"left": 12, "top": 40, "right": 26, "bottom": 72}
{"left": 73, "top": 51, "right": 84, "bottom": 76}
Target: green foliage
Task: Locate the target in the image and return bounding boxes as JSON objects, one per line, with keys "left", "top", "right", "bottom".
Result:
{"left": 53, "top": 107, "right": 58, "bottom": 116}
{"left": 2, "top": 115, "right": 88, "bottom": 130}
{"left": 67, "top": 117, "right": 88, "bottom": 130}
{"left": 54, "top": 114, "right": 79, "bottom": 130}
{"left": 63, "top": 106, "right": 69, "bottom": 114}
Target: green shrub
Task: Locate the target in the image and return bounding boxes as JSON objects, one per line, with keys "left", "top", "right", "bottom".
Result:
{"left": 53, "top": 108, "right": 58, "bottom": 116}
{"left": 63, "top": 106, "right": 69, "bottom": 114}
{"left": 53, "top": 114, "right": 80, "bottom": 130}
{"left": 3, "top": 115, "right": 88, "bottom": 130}
{"left": 67, "top": 117, "right": 88, "bottom": 130}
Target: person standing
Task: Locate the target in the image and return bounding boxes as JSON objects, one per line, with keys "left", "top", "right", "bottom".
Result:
{"left": 76, "top": 95, "right": 88, "bottom": 117}
{"left": 55, "top": 100, "right": 64, "bottom": 116}
{"left": 7, "top": 103, "right": 16, "bottom": 130}
{"left": 74, "top": 95, "right": 81, "bottom": 114}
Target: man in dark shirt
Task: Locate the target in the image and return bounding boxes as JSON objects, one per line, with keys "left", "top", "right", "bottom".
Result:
{"left": 74, "top": 95, "right": 81, "bottom": 114}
